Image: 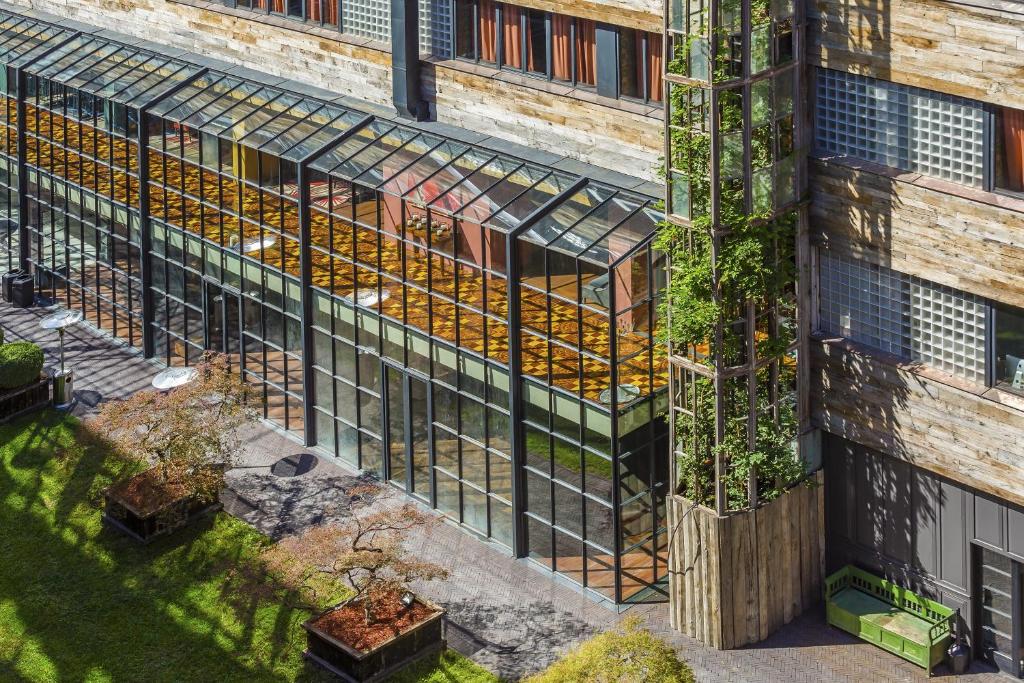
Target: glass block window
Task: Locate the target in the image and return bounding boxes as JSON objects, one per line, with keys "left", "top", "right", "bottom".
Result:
{"left": 342, "top": 0, "right": 390, "bottom": 43}
{"left": 815, "top": 68, "right": 986, "bottom": 187}
{"left": 819, "top": 251, "right": 987, "bottom": 382}
{"left": 419, "top": 0, "right": 452, "bottom": 58}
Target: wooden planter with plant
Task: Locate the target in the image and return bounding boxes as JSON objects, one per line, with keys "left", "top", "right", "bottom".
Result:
{"left": 0, "top": 339, "right": 48, "bottom": 424}
{"left": 254, "top": 487, "right": 450, "bottom": 682}
{"left": 660, "top": 0, "right": 814, "bottom": 648}
{"left": 94, "top": 354, "right": 256, "bottom": 543}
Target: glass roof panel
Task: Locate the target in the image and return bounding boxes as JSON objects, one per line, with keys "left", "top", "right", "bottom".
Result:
{"left": 401, "top": 147, "right": 492, "bottom": 204}
{"left": 176, "top": 80, "right": 260, "bottom": 130}
{"left": 584, "top": 204, "right": 662, "bottom": 266}
{"left": 329, "top": 125, "right": 419, "bottom": 179}
{"left": 455, "top": 163, "right": 555, "bottom": 228}
{"left": 0, "top": 16, "right": 75, "bottom": 69}
{"left": 482, "top": 171, "right": 580, "bottom": 231}
{"left": 519, "top": 183, "right": 616, "bottom": 247}
{"left": 203, "top": 86, "right": 284, "bottom": 137}
{"left": 549, "top": 192, "right": 642, "bottom": 257}
{"left": 353, "top": 132, "right": 444, "bottom": 187}
{"left": 429, "top": 155, "right": 521, "bottom": 214}
{"left": 147, "top": 73, "right": 231, "bottom": 119}
{"left": 379, "top": 140, "right": 471, "bottom": 198}
{"left": 115, "top": 62, "right": 196, "bottom": 107}
{"left": 308, "top": 119, "right": 394, "bottom": 174}
{"left": 87, "top": 51, "right": 153, "bottom": 95}
{"left": 221, "top": 90, "right": 302, "bottom": 144}
{"left": 280, "top": 108, "right": 365, "bottom": 159}
{"left": 32, "top": 38, "right": 118, "bottom": 82}
{"left": 62, "top": 46, "right": 137, "bottom": 89}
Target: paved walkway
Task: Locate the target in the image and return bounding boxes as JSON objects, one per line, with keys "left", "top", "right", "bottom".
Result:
{"left": 1, "top": 300, "right": 1005, "bottom": 682}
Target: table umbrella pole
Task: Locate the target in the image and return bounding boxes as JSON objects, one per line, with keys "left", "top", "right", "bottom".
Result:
{"left": 58, "top": 327, "right": 65, "bottom": 376}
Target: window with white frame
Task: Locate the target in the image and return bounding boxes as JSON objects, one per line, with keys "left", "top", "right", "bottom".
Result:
{"left": 818, "top": 251, "right": 987, "bottom": 383}
{"left": 815, "top": 68, "right": 986, "bottom": 188}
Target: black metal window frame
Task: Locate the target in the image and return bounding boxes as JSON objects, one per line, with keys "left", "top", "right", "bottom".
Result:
{"left": 228, "top": 0, "right": 346, "bottom": 33}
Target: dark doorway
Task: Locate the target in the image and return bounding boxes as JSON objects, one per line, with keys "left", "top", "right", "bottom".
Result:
{"left": 204, "top": 281, "right": 242, "bottom": 372}
{"left": 384, "top": 364, "right": 431, "bottom": 503}
{"left": 974, "top": 545, "right": 1023, "bottom": 676}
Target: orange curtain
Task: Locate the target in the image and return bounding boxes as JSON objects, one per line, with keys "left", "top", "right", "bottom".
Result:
{"left": 503, "top": 6, "right": 523, "bottom": 69}
{"left": 551, "top": 14, "right": 572, "bottom": 81}
{"left": 479, "top": 0, "right": 497, "bottom": 62}
{"left": 575, "top": 19, "right": 597, "bottom": 85}
{"left": 305, "top": 0, "right": 320, "bottom": 21}
{"left": 324, "top": 0, "right": 338, "bottom": 24}
{"left": 647, "top": 32, "right": 663, "bottom": 102}
{"left": 269, "top": 0, "right": 285, "bottom": 12}
{"left": 1004, "top": 108, "right": 1024, "bottom": 192}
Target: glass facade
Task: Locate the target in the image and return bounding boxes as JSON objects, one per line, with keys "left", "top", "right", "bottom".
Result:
{"left": 0, "top": 9, "right": 668, "bottom": 604}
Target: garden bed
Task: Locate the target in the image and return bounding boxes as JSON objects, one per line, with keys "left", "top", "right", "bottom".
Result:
{"left": 304, "top": 594, "right": 446, "bottom": 683}
{"left": 0, "top": 376, "right": 49, "bottom": 424}
{"left": 102, "top": 466, "right": 223, "bottom": 544}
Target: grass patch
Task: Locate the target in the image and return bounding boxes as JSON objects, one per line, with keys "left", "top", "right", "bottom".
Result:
{"left": 0, "top": 410, "right": 498, "bottom": 682}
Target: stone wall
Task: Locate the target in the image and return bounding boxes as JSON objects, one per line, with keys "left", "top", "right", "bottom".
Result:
{"left": 14, "top": 0, "right": 662, "bottom": 180}
{"left": 812, "top": 339, "right": 1024, "bottom": 509}
{"left": 810, "top": 0, "right": 1024, "bottom": 107}
{"left": 810, "top": 159, "right": 1024, "bottom": 310}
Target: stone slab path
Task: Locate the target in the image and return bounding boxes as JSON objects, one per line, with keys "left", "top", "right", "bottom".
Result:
{"left": 1, "top": 300, "right": 1004, "bottom": 682}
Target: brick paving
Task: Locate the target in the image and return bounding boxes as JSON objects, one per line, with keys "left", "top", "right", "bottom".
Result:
{"left": 0, "top": 299, "right": 1007, "bottom": 682}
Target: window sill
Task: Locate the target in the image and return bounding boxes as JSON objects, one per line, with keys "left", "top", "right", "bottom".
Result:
{"left": 941, "top": 0, "right": 1024, "bottom": 16}
{"left": 168, "top": 0, "right": 391, "bottom": 52}
{"left": 425, "top": 56, "right": 664, "bottom": 121}
{"left": 812, "top": 154, "right": 1024, "bottom": 215}
{"left": 812, "top": 333, "right": 1024, "bottom": 415}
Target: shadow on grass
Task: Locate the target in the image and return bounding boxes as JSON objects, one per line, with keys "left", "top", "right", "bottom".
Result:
{"left": 0, "top": 410, "right": 330, "bottom": 682}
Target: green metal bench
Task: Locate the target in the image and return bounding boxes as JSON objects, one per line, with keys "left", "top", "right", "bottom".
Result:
{"left": 825, "top": 565, "right": 954, "bottom": 675}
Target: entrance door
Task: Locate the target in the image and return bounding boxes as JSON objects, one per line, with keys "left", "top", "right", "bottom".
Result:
{"left": 204, "top": 282, "right": 242, "bottom": 371}
{"left": 384, "top": 365, "right": 431, "bottom": 502}
{"left": 975, "top": 546, "right": 1023, "bottom": 676}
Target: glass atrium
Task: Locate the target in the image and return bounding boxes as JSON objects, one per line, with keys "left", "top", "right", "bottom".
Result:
{"left": 0, "top": 9, "right": 668, "bottom": 603}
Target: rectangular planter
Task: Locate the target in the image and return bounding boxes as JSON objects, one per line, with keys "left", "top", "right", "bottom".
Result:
{"left": 0, "top": 376, "right": 50, "bottom": 424}
{"left": 303, "top": 598, "right": 445, "bottom": 683}
{"left": 102, "top": 473, "right": 222, "bottom": 544}
{"left": 667, "top": 471, "right": 826, "bottom": 649}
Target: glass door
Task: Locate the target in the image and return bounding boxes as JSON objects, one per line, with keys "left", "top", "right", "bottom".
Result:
{"left": 975, "top": 546, "right": 1023, "bottom": 676}
{"left": 384, "top": 364, "right": 431, "bottom": 503}
{"left": 204, "top": 281, "right": 242, "bottom": 372}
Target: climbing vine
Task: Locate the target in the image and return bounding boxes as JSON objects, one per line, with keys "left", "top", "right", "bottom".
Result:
{"left": 657, "top": 35, "right": 805, "bottom": 510}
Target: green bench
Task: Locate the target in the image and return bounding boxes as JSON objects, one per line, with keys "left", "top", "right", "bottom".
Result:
{"left": 825, "top": 565, "right": 954, "bottom": 675}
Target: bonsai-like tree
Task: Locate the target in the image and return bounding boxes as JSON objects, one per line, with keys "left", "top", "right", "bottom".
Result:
{"left": 93, "top": 353, "right": 256, "bottom": 505}
{"left": 258, "top": 487, "right": 450, "bottom": 624}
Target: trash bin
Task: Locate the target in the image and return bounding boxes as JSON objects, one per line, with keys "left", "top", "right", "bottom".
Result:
{"left": 2, "top": 267, "right": 25, "bottom": 302}
{"left": 10, "top": 272, "right": 33, "bottom": 308}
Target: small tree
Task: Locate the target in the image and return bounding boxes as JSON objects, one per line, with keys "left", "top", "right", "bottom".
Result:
{"left": 93, "top": 353, "right": 256, "bottom": 504}
{"left": 526, "top": 617, "right": 695, "bottom": 683}
{"left": 257, "top": 487, "right": 450, "bottom": 624}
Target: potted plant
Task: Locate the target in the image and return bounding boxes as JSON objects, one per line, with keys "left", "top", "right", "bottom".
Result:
{"left": 93, "top": 353, "right": 256, "bottom": 543}
{"left": 255, "top": 488, "right": 450, "bottom": 682}
{"left": 0, "top": 339, "right": 48, "bottom": 423}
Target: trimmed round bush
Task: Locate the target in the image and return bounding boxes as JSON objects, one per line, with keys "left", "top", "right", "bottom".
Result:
{"left": 0, "top": 341, "right": 45, "bottom": 390}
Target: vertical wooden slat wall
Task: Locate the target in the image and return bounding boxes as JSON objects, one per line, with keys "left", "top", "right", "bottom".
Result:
{"left": 667, "top": 471, "right": 825, "bottom": 649}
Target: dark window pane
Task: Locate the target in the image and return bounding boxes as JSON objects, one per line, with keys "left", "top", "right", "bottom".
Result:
{"left": 526, "top": 10, "right": 547, "bottom": 76}
{"left": 996, "top": 107, "right": 1024, "bottom": 194}
{"left": 618, "top": 28, "right": 641, "bottom": 99}
{"left": 456, "top": 0, "right": 476, "bottom": 59}
{"left": 995, "top": 302, "right": 1024, "bottom": 393}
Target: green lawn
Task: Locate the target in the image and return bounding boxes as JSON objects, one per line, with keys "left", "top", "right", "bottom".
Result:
{"left": 0, "top": 411, "right": 498, "bottom": 683}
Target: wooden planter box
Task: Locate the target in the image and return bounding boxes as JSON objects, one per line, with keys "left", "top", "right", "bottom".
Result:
{"left": 303, "top": 598, "right": 445, "bottom": 683}
{"left": 667, "top": 470, "right": 825, "bottom": 649}
{"left": 102, "top": 468, "right": 223, "bottom": 544}
{"left": 0, "top": 376, "right": 50, "bottom": 424}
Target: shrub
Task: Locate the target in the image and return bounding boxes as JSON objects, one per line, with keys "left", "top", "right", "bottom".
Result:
{"left": 525, "top": 617, "right": 695, "bottom": 683}
{"left": 0, "top": 341, "right": 44, "bottom": 390}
